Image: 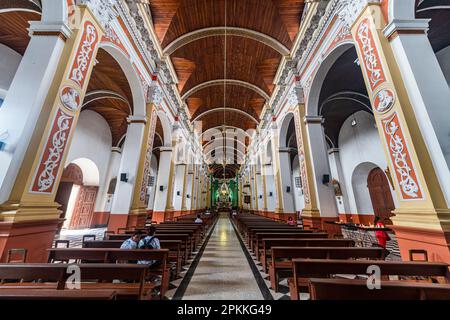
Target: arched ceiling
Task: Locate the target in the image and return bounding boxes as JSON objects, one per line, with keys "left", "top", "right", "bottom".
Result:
{"left": 147, "top": 0, "right": 306, "bottom": 178}
{"left": 0, "top": 10, "right": 41, "bottom": 55}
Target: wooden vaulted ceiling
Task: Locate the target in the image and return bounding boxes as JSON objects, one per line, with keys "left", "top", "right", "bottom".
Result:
{"left": 148, "top": 0, "right": 305, "bottom": 177}
{"left": 0, "top": 11, "right": 41, "bottom": 55}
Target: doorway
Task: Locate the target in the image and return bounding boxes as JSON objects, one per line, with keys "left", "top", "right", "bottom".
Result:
{"left": 367, "top": 167, "right": 395, "bottom": 225}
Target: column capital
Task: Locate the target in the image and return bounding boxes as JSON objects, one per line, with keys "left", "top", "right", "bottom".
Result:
{"left": 328, "top": 148, "right": 340, "bottom": 155}
{"left": 304, "top": 115, "right": 324, "bottom": 124}
{"left": 383, "top": 18, "right": 430, "bottom": 41}
{"left": 278, "top": 147, "right": 291, "bottom": 153}
{"left": 127, "top": 115, "right": 147, "bottom": 124}
{"left": 28, "top": 21, "right": 72, "bottom": 40}
{"left": 159, "top": 146, "right": 173, "bottom": 153}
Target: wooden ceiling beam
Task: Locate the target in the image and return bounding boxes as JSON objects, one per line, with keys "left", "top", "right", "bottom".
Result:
{"left": 163, "top": 26, "right": 290, "bottom": 56}
{"left": 181, "top": 79, "right": 270, "bottom": 101}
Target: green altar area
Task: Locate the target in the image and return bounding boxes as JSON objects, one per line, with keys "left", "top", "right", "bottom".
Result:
{"left": 210, "top": 176, "right": 239, "bottom": 210}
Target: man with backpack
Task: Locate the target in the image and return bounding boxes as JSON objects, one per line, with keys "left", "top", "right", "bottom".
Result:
{"left": 138, "top": 225, "right": 161, "bottom": 266}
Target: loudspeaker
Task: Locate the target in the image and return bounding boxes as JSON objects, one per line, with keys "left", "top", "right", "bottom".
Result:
{"left": 269, "top": 192, "right": 273, "bottom": 197}
{"left": 259, "top": 195, "right": 262, "bottom": 199}
{"left": 159, "top": 185, "right": 164, "bottom": 191}
{"left": 120, "top": 173, "right": 128, "bottom": 182}
{"left": 286, "top": 186, "right": 291, "bottom": 193}
{"left": 322, "top": 174, "right": 330, "bottom": 185}
{"left": 177, "top": 191, "right": 180, "bottom": 196}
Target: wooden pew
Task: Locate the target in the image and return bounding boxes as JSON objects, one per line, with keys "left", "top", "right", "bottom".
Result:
{"left": 47, "top": 248, "right": 170, "bottom": 299}
{"left": 246, "top": 227, "right": 306, "bottom": 247}
{"left": 261, "top": 238, "right": 355, "bottom": 273}
{"left": 308, "top": 278, "right": 450, "bottom": 300}
{"left": 0, "top": 288, "right": 117, "bottom": 300}
{"left": 83, "top": 240, "right": 183, "bottom": 278}
{"left": 289, "top": 259, "right": 450, "bottom": 300}
{"left": 253, "top": 232, "right": 328, "bottom": 255}
{"left": 269, "top": 247, "right": 385, "bottom": 292}
{"left": 0, "top": 263, "right": 150, "bottom": 299}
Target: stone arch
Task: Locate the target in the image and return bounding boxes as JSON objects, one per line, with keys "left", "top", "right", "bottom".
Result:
{"left": 99, "top": 43, "right": 146, "bottom": 117}
{"left": 306, "top": 41, "right": 355, "bottom": 116}
{"left": 351, "top": 161, "right": 379, "bottom": 214}
{"left": 70, "top": 158, "right": 100, "bottom": 186}
{"left": 156, "top": 110, "right": 172, "bottom": 146}
{"left": 278, "top": 111, "right": 294, "bottom": 148}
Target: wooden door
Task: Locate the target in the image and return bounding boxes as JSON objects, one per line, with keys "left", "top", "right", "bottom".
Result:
{"left": 367, "top": 168, "right": 395, "bottom": 225}
{"left": 54, "top": 181, "right": 74, "bottom": 234}
{"left": 69, "top": 186, "right": 98, "bottom": 229}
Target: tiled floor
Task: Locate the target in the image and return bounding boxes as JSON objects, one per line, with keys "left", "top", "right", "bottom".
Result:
{"left": 182, "top": 214, "right": 264, "bottom": 300}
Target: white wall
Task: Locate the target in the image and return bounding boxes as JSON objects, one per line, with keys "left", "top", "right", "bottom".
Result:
{"left": 0, "top": 44, "right": 22, "bottom": 94}
{"left": 65, "top": 110, "right": 112, "bottom": 211}
{"left": 338, "top": 111, "right": 398, "bottom": 215}
{"left": 436, "top": 45, "right": 450, "bottom": 87}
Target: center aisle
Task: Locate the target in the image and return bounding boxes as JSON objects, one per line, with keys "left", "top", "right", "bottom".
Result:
{"left": 182, "top": 213, "right": 264, "bottom": 300}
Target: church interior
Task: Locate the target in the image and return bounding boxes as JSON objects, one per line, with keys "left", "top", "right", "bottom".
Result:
{"left": 0, "top": 0, "right": 449, "bottom": 301}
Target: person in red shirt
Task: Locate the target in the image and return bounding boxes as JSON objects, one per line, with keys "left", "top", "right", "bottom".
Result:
{"left": 374, "top": 216, "right": 389, "bottom": 248}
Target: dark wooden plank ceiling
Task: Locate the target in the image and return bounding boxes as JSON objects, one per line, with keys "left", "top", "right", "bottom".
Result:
{"left": 147, "top": 0, "right": 306, "bottom": 177}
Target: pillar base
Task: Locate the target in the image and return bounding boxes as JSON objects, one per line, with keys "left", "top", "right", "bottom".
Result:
{"left": 92, "top": 211, "right": 110, "bottom": 228}
{"left": 107, "top": 214, "right": 129, "bottom": 233}
{"left": 127, "top": 213, "right": 147, "bottom": 229}
{"left": 301, "top": 214, "right": 339, "bottom": 238}
{"left": 339, "top": 213, "right": 374, "bottom": 225}
{"left": 390, "top": 225, "right": 450, "bottom": 263}
{"left": 0, "top": 218, "right": 62, "bottom": 262}
{"left": 152, "top": 211, "right": 168, "bottom": 223}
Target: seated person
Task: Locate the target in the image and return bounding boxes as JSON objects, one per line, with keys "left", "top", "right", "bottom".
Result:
{"left": 120, "top": 230, "right": 141, "bottom": 249}
{"left": 205, "top": 207, "right": 211, "bottom": 215}
{"left": 194, "top": 214, "right": 203, "bottom": 224}
{"left": 138, "top": 226, "right": 161, "bottom": 266}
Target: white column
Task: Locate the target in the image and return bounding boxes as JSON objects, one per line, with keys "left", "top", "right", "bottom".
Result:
{"left": 95, "top": 147, "right": 122, "bottom": 212}
{"left": 146, "top": 162, "right": 158, "bottom": 212}
{"left": 384, "top": 19, "right": 450, "bottom": 206}
{"left": 256, "top": 171, "right": 263, "bottom": 211}
{"left": 305, "top": 116, "right": 338, "bottom": 218}
{"left": 173, "top": 164, "right": 186, "bottom": 211}
{"left": 278, "top": 148, "right": 296, "bottom": 213}
{"left": 327, "top": 148, "right": 351, "bottom": 214}
{"left": 185, "top": 166, "right": 193, "bottom": 210}
{"left": 0, "top": 22, "right": 71, "bottom": 202}
{"left": 152, "top": 147, "right": 173, "bottom": 212}
{"left": 110, "top": 117, "right": 146, "bottom": 215}
{"left": 264, "top": 164, "right": 276, "bottom": 212}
